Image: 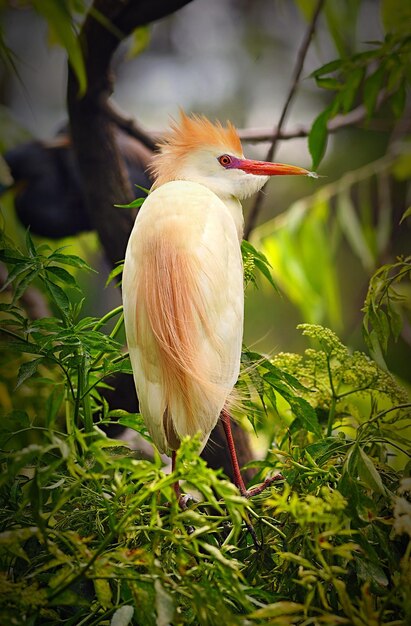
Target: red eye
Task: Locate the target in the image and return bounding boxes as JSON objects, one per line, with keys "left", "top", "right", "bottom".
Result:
{"left": 218, "top": 154, "right": 232, "bottom": 167}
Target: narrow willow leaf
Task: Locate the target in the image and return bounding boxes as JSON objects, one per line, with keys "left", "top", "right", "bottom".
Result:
{"left": 363, "top": 65, "right": 385, "bottom": 117}
{"left": 399, "top": 206, "right": 411, "bottom": 224}
{"left": 308, "top": 108, "right": 331, "bottom": 170}
{"left": 389, "top": 80, "right": 406, "bottom": 117}
{"left": 105, "top": 263, "right": 124, "bottom": 287}
{"left": 126, "top": 26, "right": 150, "bottom": 59}
{"left": 33, "top": 0, "right": 87, "bottom": 96}
{"left": 315, "top": 77, "right": 342, "bottom": 90}
{"left": 340, "top": 66, "right": 364, "bottom": 113}
{"left": 250, "top": 601, "right": 305, "bottom": 619}
{"left": 310, "top": 58, "right": 343, "bottom": 78}
{"left": 337, "top": 189, "right": 375, "bottom": 271}
{"left": 115, "top": 196, "right": 146, "bottom": 209}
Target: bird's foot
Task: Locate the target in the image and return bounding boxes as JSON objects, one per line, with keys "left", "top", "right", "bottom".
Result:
{"left": 178, "top": 493, "right": 196, "bottom": 510}
{"left": 240, "top": 472, "right": 284, "bottom": 498}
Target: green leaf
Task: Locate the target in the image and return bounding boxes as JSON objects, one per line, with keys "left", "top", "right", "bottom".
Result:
{"left": 399, "top": 206, "right": 411, "bottom": 224}
{"left": 45, "top": 279, "right": 70, "bottom": 314}
{"left": 357, "top": 447, "right": 386, "bottom": 495}
{"left": 105, "top": 263, "right": 124, "bottom": 288}
{"left": 288, "top": 397, "right": 321, "bottom": 436}
{"left": 0, "top": 261, "right": 32, "bottom": 292}
{"left": 25, "top": 229, "right": 37, "bottom": 258}
{"left": 13, "top": 269, "right": 39, "bottom": 303}
{"left": 94, "top": 578, "right": 112, "bottom": 610}
{"left": 15, "top": 357, "right": 44, "bottom": 389}
{"left": 250, "top": 602, "right": 304, "bottom": 619}
{"left": 115, "top": 196, "right": 146, "bottom": 209}
{"left": 308, "top": 108, "right": 331, "bottom": 170}
{"left": 363, "top": 65, "right": 385, "bottom": 117}
{"left": 49, "top": 252, "right": 95, "bottom": 272}
{"left": 337, "top": 189, "right": 375, "bottom": 271}
{"left": 126, "top": 26, "right": 151, "bottom": 59}
{"left": 389, "top": 80, "right": 407, "bottom": 117}
{"left": 310, "top": 59, "right": 343, "bottom": 78}
{"left": 45, "top": 386, "right": 65, "bottom": 426}
{"left": 315, "top": 77, "right": 342, "bottom": 91}
{"left": 46, "top": 265, "right": 77, "bottom": 287}
{"left": 33, "top": 0, "right": 87, "bottom": 96}
{"left": 340, "top": 66, "right": 364, "bottom": 113}
{"left": 0, "top": 247, "right": 25, "bottom": 263}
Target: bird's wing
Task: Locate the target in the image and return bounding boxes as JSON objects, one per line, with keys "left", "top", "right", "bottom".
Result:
{"left": 122, "top": 180, "right": 243, "bottom": 454}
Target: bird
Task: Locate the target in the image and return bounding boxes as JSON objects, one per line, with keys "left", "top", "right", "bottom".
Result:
{"left": 122, "top": 112, "right": 314, "bottom": 501}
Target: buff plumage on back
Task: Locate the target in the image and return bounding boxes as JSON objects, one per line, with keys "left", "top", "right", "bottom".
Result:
{"left": 150, "top": 111, "right": 242, "bottom": 188}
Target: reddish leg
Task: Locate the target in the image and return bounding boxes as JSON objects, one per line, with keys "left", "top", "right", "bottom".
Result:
{"left": 221, "top": 409, "right": 283, "bottom": 498}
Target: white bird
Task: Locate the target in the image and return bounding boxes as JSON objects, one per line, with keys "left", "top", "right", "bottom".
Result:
{"left": 122, "top": 112, "right": 313, "bottom": 498}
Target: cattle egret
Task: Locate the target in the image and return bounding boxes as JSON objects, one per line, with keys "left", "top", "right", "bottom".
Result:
{"left": 122, "top": 112, "right": 314, "bottom": 501}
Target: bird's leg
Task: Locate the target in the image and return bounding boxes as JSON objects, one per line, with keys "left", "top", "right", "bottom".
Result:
{"left": 221, "top": 409, "right": 248, "bottom": 495}
{"left": 221, "top": 409, "right": 283, "bottom": 498}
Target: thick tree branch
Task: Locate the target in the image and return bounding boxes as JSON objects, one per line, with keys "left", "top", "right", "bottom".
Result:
{"left": 244, "top": 0, "right": 325, "bottom": 239}
{"left": 67, "top": 0, "right": 193, "bottom": 267}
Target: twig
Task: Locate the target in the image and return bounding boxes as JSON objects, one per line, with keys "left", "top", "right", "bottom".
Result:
{"left": 244, "top": 0, "right": 325, "bottom": 239}
{"left": 105, "top": 95, "right": 387, "bottom": 149}
{"left": 100, "top": 98, "right": 157, "bottom": 151}
{"left": 238, "top": 95, "right": 387, "bottom": 143}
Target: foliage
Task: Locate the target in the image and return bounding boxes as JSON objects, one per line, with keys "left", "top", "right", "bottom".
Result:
{"left": 1, "top": 230, "right": 410, "bottom": 625}
{"left": 254, "top": 151, "right": 409, "bottom": 332}
{"left": 363, "top": 254, "right": 411, "bottom": 368}
{"left": 308, "top": 21, "right": 411, "bottom": 169}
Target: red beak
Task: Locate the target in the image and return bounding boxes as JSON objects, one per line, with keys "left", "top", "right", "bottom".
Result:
{"left": 235, "top": 158, "right": 316, "bottom": 177}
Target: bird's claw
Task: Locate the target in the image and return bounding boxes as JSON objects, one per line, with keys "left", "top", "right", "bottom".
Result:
{"left": 178, "top": 493, "right": 197, "bottom": 510}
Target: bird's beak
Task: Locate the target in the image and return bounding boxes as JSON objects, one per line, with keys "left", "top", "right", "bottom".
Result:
{"left": 235, "top": 158, "right": 316, "bottom": 177}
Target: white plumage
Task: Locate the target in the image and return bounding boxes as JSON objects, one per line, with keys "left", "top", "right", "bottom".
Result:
{"left": 123, "top": 180, "right": 243, "bottom": 453}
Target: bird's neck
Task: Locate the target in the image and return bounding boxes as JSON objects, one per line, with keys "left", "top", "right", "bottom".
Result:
{"left": 221, "top": 196, "right": 244, "bottom": 240}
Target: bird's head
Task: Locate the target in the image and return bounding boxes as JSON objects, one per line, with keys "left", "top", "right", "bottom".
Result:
{"left": 150, "top": 112, "right": 316, "bottom": 200}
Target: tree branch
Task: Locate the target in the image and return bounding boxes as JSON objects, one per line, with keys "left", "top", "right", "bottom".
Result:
{"left": 67, "top": 0, "right": 193, "bottom": 267}
{"left": 244, "top": 0, "right": 325, "bottom": 239}
{"left": 100, "top": 99, "right": 157, "bottom": 151}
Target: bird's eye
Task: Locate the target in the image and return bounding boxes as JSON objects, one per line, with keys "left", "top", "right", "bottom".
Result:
{"left": 218, "top": 154, "right": 232, "bottom": 167}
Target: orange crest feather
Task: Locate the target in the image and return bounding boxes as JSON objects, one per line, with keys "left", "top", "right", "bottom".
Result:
{"left": 150, "top": 111, "right": 242, "bottom": 187}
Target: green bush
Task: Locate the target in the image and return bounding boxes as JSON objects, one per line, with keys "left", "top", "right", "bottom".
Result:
{"left": 0, "top": 232, "right": 410, "bottom": 625}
